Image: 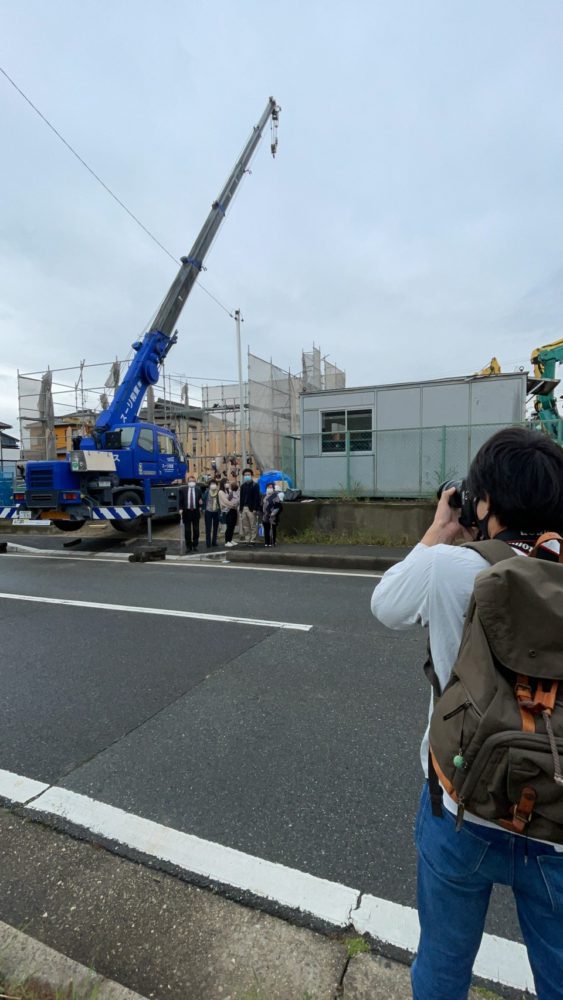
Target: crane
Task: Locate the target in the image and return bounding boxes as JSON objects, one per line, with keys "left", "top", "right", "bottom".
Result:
{"left": 9, "top": 98, "right": 281, "bottom": 531}
{"left": 530, "top": 338, "right": 563, "bottom": 441}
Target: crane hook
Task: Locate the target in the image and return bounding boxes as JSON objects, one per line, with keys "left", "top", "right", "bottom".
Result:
{"left": 270, "top": 101, "right": 281, "bottom": 158}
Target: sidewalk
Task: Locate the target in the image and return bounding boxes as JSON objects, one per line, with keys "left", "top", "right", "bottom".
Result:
{"left": 0, "top": 808, "right": 490, "bottom": 1000}
{"left": 2, "top": 523, "right": 409, "bottom": 571}
{"left": 224, "top": 542, "right": 409, "bottom": 571}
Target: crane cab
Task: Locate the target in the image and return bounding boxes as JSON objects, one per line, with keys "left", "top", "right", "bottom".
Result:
{"left": 102, "top": 422, "right": 186, "bottom": 484}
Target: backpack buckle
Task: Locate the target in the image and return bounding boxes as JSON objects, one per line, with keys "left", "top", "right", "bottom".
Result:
{"left": 531, "top": 680, "right": 558, "bottom": 715}
{"left": 517, "top": 679, "right": 559, "bottom": 716}
{"left": 515, "top": 678, "right": 533, "bottom": 702}
{"left": 499, "top": 786, "right": 536, "bottom": 834}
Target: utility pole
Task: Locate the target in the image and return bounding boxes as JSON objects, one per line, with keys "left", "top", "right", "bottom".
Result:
{"left": 235, "top": 309, "right": 247, "bottom": 468}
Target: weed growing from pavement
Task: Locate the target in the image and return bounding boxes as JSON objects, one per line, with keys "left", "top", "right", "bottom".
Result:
{"left": 343, "top": 936, "right": 371, "bottom": 959}
{"left": 282, "top": 527, "right": 411, "bottom": 546}
{"left": 0, "top": 970, "right": 101, "bottom": 1000}
{"left": 337, "top": 482, "right": 365, "bottom": 501}
{"left": 237, "top": 977, "right": 314, "bottom": 1000}
{"left": 236, "top": 969, "right": 266, "bottom": 1000}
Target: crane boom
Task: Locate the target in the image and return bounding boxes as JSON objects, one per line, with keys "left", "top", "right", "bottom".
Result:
{"left": 96, "top": 97, "right": 280, "bottom": 433}
{"left": 152, "top": 96, "right": 279, "bottom": 336}
{"left": 531, "top": 338, "right": 563, "bottom": 379}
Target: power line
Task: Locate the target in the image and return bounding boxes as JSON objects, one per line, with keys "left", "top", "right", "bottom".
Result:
{"left": 0, "top": 64, "right": 235, "bottom": 318}
{"left": 195, "top": 283, "right": 234, "bottom": 318}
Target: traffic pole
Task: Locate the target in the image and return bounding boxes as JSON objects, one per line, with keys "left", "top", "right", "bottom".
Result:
{"left": 235, "top": 309, "right": 247, "bottom": 469}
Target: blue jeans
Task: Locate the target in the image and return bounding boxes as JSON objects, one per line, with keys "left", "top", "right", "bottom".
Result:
{"left": 412, "top": 783, "right": 563, "bottom": 1000}
{"left": 204, "top": 510, "right": 219, "bottom": 547}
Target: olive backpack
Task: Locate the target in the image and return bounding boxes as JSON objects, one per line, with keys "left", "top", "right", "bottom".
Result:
{"left": 427, "top": 534, "right": 563, "bottom": 843}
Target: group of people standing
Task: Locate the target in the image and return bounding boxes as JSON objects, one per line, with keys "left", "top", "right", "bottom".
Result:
{"left": 180, "top": 469, "right": 283, "bottom": 552}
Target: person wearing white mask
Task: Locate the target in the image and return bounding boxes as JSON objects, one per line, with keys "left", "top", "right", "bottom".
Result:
{"left": 239, "top": 467, "right": 261, "bottom": 545}
{"left": 218, "top": 477, "right": 240, "bottom": 548}
{"left": 202, "top": 479, "right": 221, "bottom": 548}
{"left": 261, "top": 484, "right": 283, "bottom": 548}
{"left": 181, "top": 475, "right": 203, "bottom": 552}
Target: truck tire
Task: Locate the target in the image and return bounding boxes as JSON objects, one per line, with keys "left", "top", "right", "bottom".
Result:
{"left": 52, "top": 518, "right": 86, "bottom": 532}
{"left": 110, "top": 489, "right": 146, "bottom": 534}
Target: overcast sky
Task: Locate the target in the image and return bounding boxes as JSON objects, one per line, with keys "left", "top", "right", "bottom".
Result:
{"left": 1, "top": 1, "right": 563, "bottom": 429}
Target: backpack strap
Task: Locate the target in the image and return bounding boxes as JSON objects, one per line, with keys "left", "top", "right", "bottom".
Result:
{"left": 530, "top": 532, "right": 563, "bottom": 563}
{"left": 425, "top": 541, "right": 516, "bottom": 696}
{"left": 463, "top": 539, "right": 519, "bottom": 564}
{"left": 428, "top": 751, "right": 445, "bottom": 817}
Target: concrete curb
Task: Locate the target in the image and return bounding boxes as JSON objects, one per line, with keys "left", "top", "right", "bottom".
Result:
{"left": 0, "top": 919, "right": 146, "bottom": 999}
{"left": 225, "top": 549, "right": 402, "bottom": 571}
{"left": 3, "top": 540, "right": 403, "bottom": 571}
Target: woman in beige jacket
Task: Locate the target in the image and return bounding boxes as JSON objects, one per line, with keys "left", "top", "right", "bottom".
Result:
{"left": 218, "top": 479, "right": 240, "bottom": 548}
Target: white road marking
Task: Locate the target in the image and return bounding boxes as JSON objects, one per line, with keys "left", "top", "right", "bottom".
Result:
{"left": 0, "top": 592, "right": 312, "bottom": 631}
{"left": 0, "top": 769, "right": 49, "bottom": 803}
{"left": 352, "top": 893, "right": 534, "bottom": 992}
{"left": 3, "top": 548, "right": 383, "bottom": 579}
{"left": 207, "top": 562, "right": 383, "bottom": 579}
{"left": 0, "top": 768, "right": 534, "bottom": 993}
{"left": 28, "top": 784, "right": 357, "bottom": 927}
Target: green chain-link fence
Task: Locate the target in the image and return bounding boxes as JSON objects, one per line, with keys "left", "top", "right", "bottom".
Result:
{"left": 288, "top": 419, "right": 563, "bottom": 497}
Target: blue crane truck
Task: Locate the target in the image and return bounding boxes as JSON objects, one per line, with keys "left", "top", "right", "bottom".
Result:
{"left": 5, "top": 97, "right": 280, "bottom": 532}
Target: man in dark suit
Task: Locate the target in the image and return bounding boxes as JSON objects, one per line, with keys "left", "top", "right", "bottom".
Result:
{"left": 181, "top": 475, "right": 203, "bottom": 552}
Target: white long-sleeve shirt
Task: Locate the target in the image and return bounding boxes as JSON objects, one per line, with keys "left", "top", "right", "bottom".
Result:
{"left": 371, "top": 542, "right": 488, "bottom": 775}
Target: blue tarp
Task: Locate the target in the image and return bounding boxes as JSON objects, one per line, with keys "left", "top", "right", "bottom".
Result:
{"left": 258, "top": 469, "right": 293, "bottom": 492}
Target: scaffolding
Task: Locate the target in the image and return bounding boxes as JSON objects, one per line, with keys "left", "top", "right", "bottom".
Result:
{"left": 17, "top": 346, "right": 346, "bottom": 485}
{"left": 195, "top": 347, "right": 345, "bottom": 478}
{"left": 199, "top": 382, "right": 250, "bottom": 477}
{"left": 246, "top": 354, "right": 302, "bottom": 471}
{"left": 302, "top": 346, "right": 322, "bottom": 391}
{"left": 16, "top": 357, "right": 197, "bottom": 463}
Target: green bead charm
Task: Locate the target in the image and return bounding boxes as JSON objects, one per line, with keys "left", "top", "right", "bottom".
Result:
{"left": 453, "top": 754, "right": 465, "bottom": 769}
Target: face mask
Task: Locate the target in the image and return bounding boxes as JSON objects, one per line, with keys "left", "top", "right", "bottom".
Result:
{"left": 473, "top": 497, "right": 490, "bottom": 539}
{"left": 188, "top": 481, "right": 196, "bottom": 487}
{"left": 476, "top": 510, "right": 490, "bottom": 540}
{"left": 244, "top": 475, "right": 252, "bottom": 482}
{"left": 210, "top": 485, "right": 218, "bottom": 493}
{"left": 266, "top": 487, "right": 274, "bottom": 494}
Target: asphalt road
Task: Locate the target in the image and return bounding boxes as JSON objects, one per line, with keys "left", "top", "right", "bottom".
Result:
{"left": 0, "top": 550, "right": 522, "bottom": 943}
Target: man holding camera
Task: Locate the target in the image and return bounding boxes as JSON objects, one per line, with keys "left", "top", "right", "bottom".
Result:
{"left": 371, "top": 427, "right": 563, "bottom": 1000}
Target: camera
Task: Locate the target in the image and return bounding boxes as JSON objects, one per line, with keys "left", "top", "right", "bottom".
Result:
{"left": 437, "top": 479, "right": 478, "bottom": 530}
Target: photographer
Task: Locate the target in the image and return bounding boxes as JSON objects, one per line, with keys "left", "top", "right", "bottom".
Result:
{"left": 371, "top": 427, "right": 563, "bottom": 1000}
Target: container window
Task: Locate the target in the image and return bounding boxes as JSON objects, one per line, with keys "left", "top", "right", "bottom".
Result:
{"left": 321, "top": 409, "right": 373, "bottom": 452}
{"left": 348, "top": 409, "right": 373, "bottom": 451}
{"left": 347, "top": 409, "right": 372, "bottom": 431}
{"left": 321, "top": 411, "right": 346, "bottom": 452}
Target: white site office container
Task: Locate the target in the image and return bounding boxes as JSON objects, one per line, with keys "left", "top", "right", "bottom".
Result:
{"left": 300, "top": 372, "right": 527, "bottom": 497}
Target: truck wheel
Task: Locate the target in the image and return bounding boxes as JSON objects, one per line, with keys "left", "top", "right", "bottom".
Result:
{"left": 110, "top": 490, "right": 146, "bottom": 534}
{"left": 52, "top": 518, "right": 86, "bottom": 532}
